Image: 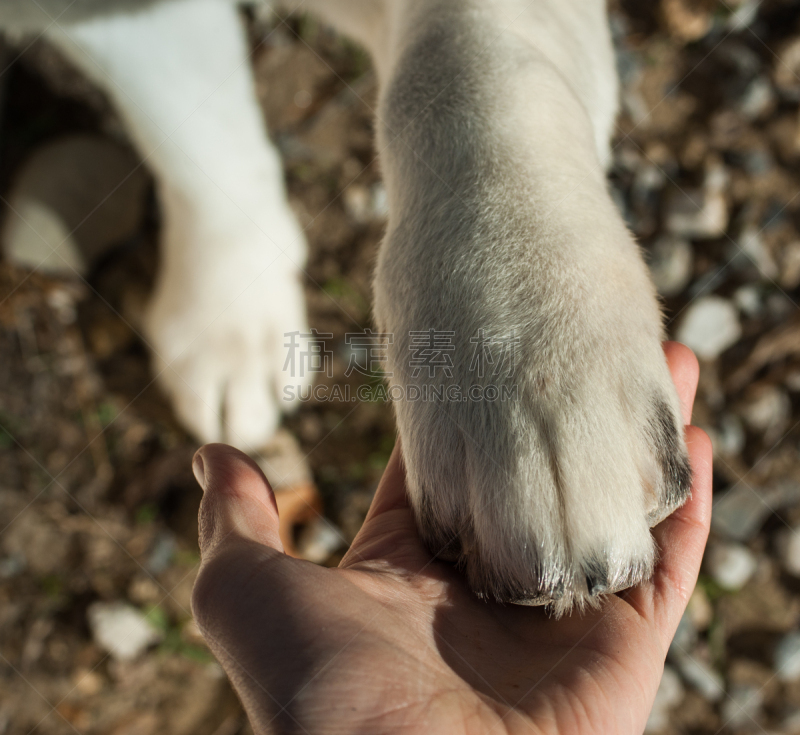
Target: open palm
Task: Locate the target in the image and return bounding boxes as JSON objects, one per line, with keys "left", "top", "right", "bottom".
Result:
{"left": 191, "top": 342, "right": 712, "bottom": 735}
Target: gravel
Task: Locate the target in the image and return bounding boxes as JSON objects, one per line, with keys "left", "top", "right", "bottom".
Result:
{"left": 3, "top": 3, "right": 800, "bottom": 733}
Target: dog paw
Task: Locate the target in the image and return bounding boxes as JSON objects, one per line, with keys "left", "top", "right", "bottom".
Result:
{"left": 144, "top": 247, "right": 309, "bottom": 451}
{"left": 374, "top": 230, "right": 691, "bottom": 614}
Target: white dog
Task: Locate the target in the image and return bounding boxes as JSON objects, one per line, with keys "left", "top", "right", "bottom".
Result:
{"left": 1, "top": 0, "right": 691, "bottom": 614}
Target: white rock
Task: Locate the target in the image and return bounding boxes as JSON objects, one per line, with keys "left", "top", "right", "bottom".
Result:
{"left": 343, "top": 182, "right": 389, "bottom": 224}
{"left": 675, "top": 654, "right": 725, "bottom": 702}
{"left": 736, "top": 385, "right": 790, "bottom": 439}
{"left": 370, "top": 182, "right": 389, "bottom": 219}
{"left": 87, "top": 601, "right": 162, "bottom": 663}
{"left": 648, "top": 236, "right": 694, "bottom": 297}
{"left": 675, "top": 296, "right": 741, "bottom": 360}
{"left": 646, "top": 665, "right": 684, "bottom": 733}
{"left": 343, "top": 184, "right": 371, "bottom": 224}
{"left": 704, "top": 541, "right": 757, "bottom": 591}
{"left": 726, "top": 0, "right": 761, "bottom": 32}
{"left": 3, "top": 198, "right": 87, "bottom": 274}
{"left": 733, "top": 285, "right": 762, "bottom": 317}
{"left": 775, "top": 632, "right": 800, "bottom": 682}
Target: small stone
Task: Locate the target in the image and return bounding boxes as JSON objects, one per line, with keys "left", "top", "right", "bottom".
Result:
{"left": 662, "top": 0, "right": 712, "bottom": 42}
{"left": 767, "top": 292, "right": 794, "bottom": 320}
{"left": 720, "top": 684, "right": 763, "bottom": 729}
{"left": 647, "top": 236, "right": 693, "bottom": 297}
{"left": 725, "top": 0, "right": 760, "bottom": 32}
{"left": 675, "top": 296, "right": 741, "bottom": 360}
{"left": 715, "top": 413, "right": 746, "bottom": 457}
{"left": 674, "top": 654, "right": 725, "bottom": 702}
{"left": 370, "top": 182, "right": 389, "bottom": 219}
{"left": 786, "top": 370, "right": 800, "bottom": 392}
{"left": 72, "top": 668, "right": 104, "bottom": 696}
{"left": 780, "top": 241, "right": 800, "bottom": 288}
{"left": 665, "top": 163, "right": 728, "bottom": 239}
{"left": 776, "top": 526, "right": 800, "bottom": 577}
{"left": 127, "top": 575, "right": 161, "bottom": 606}
{"left": 1, "top": 135, "right": 149, "bottom": 275}
{"left": 634, "top": 163, "right": 667, "bottom": 196}
{"left": 775, "top": 632, "right": 800, "bottom": 682}
{"left": 343, "top": 184, "right": 371, "bottom": 224}
{"left": 733, "top": 226, "right": 779, "bottom": 280}
{"left": 45, "top": 285, "right": 80, "bottom": 325}
{"left": 741, "top": 148, "right": 773, "bottom": 175}
{"left": 670, "top": 609, "right": 698, "bottom": 658}
{"left": 711, "top": 485, "right": 773, "bottom": 541}
{"left": 736, "top": 384, "right": 790, "bottom": 440}
{"left": 0, "top": 552, "right": 26, "bottom": 580}
{"left": 738, "top": 76, "right": 775, "bottom": 120}
{"left": 775, "top": 37, "right": 800, "bottom": 100}
{"left": 295, "top": 517, "right": 345, "bottom": 564}
{"left": 704, "top": 541, "right": 757, "bottom": 591}
{"left": 687, "top": 586, "right": 714, "bottom": 630}
{"left": 147, "top": 530, "right": 177, "bottom": 575}
{"left": 87, "top": 601, "right": 162, "bottom": 663}
{"left": 733, "top": 285, "right": 762, "bottom": 317}
{"left": 645, "top": 665, "right": 684, "bottom": 733}
{"left": 665, "top": 189, "right": 728, "bottom": 239}
{"left": 343, "top": 182, "right": 389, "bottom": 225}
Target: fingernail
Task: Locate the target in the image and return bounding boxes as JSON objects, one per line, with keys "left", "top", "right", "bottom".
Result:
{"left": 192, "top": 453, "right": 206, "bottom": 491}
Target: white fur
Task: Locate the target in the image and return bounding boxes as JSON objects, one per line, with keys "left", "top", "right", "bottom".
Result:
{"left": 45, "top": 0, "right": 310, "bottom": 450}
{"left": 2, "top": 0, "right": 691, "bottom": 608}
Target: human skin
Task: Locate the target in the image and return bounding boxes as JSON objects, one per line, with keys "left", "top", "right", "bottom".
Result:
{"left": 191, "top": 341, "right": 711, "bottom": 735}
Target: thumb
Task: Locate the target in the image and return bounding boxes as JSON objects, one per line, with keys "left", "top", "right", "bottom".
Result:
{"left": 190, "top": 445, "right": 320, "bottom": 732}
{"left": 193, "top": 443, "right": 285, "bottom": 559}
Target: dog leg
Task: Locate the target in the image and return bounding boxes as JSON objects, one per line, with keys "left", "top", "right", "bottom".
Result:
{"left": 46, "top": 0, "right": 310, "bottom": 449}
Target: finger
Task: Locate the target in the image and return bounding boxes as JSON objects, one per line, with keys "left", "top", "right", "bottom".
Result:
{"left": 650, "top": 426, "right": 713, "bottom": 649}
{"left": 663, "top": 341, "right": 699, "bottom": 425}
{"left": 341, "top": 442, "right": 429, "bottom": 569}
{"left": 190, "top": 445, "right": 327, "bottom": 733}
{"left": 363, "top": 441, "right": 409, "bottom": 522}
{"left": 193, "top": 443, "right": 284, "bottom": 559}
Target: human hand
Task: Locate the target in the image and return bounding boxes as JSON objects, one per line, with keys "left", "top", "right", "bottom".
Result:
{"left": 191, "top": 342, "right": 711, "bottom": 734}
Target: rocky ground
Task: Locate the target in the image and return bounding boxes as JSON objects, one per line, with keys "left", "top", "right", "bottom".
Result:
{"left": 1, "top": 1, "right": 800, "bottom": 732}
